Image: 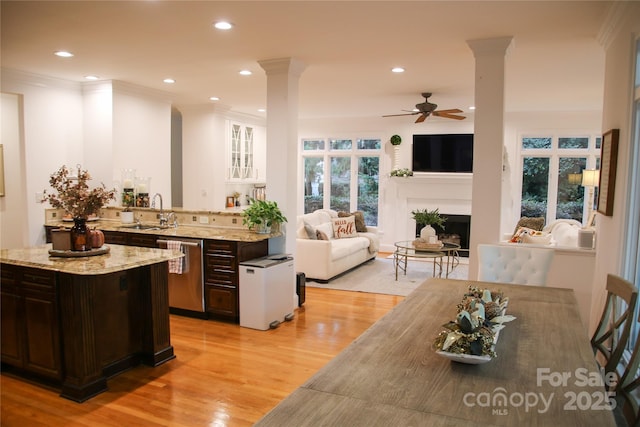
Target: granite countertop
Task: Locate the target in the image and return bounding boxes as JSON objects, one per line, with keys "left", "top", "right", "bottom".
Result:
{"left": 0, "top": 244, "right": 183, "bottom": 275}
{"left": 44, "top": 219, "right": 280, "bottom": 242}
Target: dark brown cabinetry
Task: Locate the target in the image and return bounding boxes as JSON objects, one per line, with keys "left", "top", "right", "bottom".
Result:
{"left": 1, "top": 266, "right": 62, "bottom": 380}
{"left": 44, "top": 224, "right": 271, "bottom": 323}
{"left": 204, "top": 239, "right": 268, "bottom": 321}
{"left": 1, "top": 251, "right": 174, "bottom": 402}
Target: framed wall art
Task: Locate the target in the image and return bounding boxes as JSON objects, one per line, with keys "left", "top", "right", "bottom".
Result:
{"left": 596, "top": 128, "right": 619, "bottom": 216}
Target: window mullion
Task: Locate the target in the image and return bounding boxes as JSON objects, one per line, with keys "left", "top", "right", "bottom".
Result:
{"left": 548, "top": 154, "right": 560, "bottom": 222}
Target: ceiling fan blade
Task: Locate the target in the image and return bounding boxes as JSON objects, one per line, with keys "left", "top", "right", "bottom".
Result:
{"left": 415, "top": 113, "right": 428, "bottom": 123}
{"left": 383, "top": 113, "right": 418, "bottom": 117}
{"left": 433, "top": 108, "right": 463, "bottom": 114}
{"left": 432, "top": 111, "right": 466, "bottom": 120}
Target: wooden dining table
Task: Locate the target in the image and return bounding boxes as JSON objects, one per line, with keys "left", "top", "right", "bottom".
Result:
{"left": 255, "top": 278, "right": 616, "bottom": 426}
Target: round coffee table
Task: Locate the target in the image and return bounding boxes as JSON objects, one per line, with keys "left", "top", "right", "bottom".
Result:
{"left": 393, "top": 240, "right": 461, "bottom": 280}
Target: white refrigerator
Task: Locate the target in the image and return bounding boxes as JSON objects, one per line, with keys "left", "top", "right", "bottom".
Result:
{"left": 239, "top": 255, "right": 296, "bottom": 330}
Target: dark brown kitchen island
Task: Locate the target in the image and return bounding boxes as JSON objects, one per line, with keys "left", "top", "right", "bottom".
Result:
{"left": 0, "top": 244, "right": 183, "bottom": 402}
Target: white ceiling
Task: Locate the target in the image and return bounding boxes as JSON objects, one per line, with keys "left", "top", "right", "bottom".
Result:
{"left": 1, "top": 1, "right": 610, "bottom": 122}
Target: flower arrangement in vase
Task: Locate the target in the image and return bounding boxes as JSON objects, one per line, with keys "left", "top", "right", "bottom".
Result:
{"left": 44, "top": 165, "right": 116, "bottom": 250}
{"left": 411, "top": 208, "right": 446, "bottom": 245}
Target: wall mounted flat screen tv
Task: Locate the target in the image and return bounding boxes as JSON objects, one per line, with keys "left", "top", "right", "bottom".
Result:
{"left": 412, "top": 133, "right": 474, "bottom": 173}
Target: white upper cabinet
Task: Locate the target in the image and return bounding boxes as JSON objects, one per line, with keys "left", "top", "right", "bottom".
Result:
{"left": 226, "top": 120, "right": 266, "bottom": 183}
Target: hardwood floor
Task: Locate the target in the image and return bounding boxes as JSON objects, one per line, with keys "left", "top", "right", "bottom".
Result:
{"left": 1, "top": 287, "right": 402, "bottom": 426}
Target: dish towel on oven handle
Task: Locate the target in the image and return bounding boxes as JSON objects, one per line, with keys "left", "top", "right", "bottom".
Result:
{"left": 167, "top": 240, "right": 184, "bottom": 274}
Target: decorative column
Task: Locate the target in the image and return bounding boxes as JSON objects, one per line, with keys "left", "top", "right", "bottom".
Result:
{"left": 466, "top": 37, "right": 513, "bottom": 279}
{"left": 258, "top": 58, "right": 306, "bottom": 254}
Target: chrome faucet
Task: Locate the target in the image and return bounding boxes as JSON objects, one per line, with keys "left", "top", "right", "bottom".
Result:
{"left": 151, "top": 193, "right": 168, "bottom": 227}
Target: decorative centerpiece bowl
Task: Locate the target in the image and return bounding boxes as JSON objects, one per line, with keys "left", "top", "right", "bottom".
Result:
{"left": 433, "top": 285, "right": 516, "bottom": 364}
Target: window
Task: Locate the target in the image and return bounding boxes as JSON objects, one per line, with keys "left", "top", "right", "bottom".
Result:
{"left": 519, "top": 135, "right": 600, "bottom": 225}
{"left": 302, "top": 137, "right": 381, "bottom": 225}
{"left": 623, "top": 39, "right": 640, "bottom": 351}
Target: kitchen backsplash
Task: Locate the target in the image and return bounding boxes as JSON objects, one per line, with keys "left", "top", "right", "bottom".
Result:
{"left": 45, "top": 206, "right": 246, "bottom": 229}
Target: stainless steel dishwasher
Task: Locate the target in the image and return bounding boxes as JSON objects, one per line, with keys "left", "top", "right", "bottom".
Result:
{"left": 157, "top": 237, "right": 205, "bottom": 318}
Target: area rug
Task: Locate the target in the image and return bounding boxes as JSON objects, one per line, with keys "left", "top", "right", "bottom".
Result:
{"left": 305, "top": 257, "right": 469, "bottom": 296}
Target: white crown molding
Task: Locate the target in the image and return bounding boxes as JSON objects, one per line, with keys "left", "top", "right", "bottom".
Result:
{"left": 111, "top": 80, "right": 173, "bottom": 104}
{"left": 597, "top": 1, "right": 630, "bottom": 50}
{"left": 1, "top": 68, "right": 81, "bottom": 92}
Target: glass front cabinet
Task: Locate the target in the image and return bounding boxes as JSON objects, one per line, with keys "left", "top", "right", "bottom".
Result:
{"left": 226, "top": 120, "right": 266, "bottom": 183}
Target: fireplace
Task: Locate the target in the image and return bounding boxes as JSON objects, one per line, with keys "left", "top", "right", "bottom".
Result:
{"left": 416, "top": 214, "right": 471, "bottom": 257}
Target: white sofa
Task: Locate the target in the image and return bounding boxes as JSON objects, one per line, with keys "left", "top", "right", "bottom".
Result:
{"left": 505, "top": 218, "right": 583, "bottom": 247}
{"left": 295, "top": 209, "right": 379, "bottom": 282}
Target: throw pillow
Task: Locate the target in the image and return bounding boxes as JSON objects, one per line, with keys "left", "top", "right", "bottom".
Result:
{"left": 303, "top": 222, "right": 317, "bottom": 240}
{"left": 338, "top": 210, "right": 367, "bottom": 232}
{"left": 316, "top": 229, "right": 329, "bottom": 240}
{"left": 296, "top": 224, "right": 308, "bottom": 239}
{"left": 521, "top": 232, "right": 552, "bottom": 245}
{"left": 331, "top": 216, "right": 357, "bottom": 239}
{"left": 314, "top": 222, "right": 334, "bottom": 240}
{"left": 513, "top": 217, "right": 545, "bottom": 236}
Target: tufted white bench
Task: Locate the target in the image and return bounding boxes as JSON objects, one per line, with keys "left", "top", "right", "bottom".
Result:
{"left": 477, "top": 243, "right": 555, "bottom": 286}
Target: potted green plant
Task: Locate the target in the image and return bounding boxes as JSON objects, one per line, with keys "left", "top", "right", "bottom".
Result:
{"left": 242, "top": 199, "right": 287, "bottom": 234}
{"left": 411, "top": 208, "right": 446, "bottom": 240}
{"left": 390, "top": 134, "right": 402, "bottom": 146}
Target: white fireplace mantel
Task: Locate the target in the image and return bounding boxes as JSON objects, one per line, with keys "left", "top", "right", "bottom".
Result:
{"left": 389, "top": 173, "right": 473, "bottom": 239}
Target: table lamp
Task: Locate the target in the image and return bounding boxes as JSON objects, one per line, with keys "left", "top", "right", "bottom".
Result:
{"left": 581, "top": 169, "right": 600, "bottom": 218}
{"left": 568, "top": 173, "right": 582, "bottom": 185}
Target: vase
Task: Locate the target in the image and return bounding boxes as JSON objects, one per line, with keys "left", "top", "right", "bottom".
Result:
{"left": 393, "top": 145, "right": 400, "bottom": 170}
{"left": 420, "top": 224, "right": 437, "bottom": 243}
{"left": 121, "top": 211, "right": 134, "bottom": 224}
{"left": 70, "top": 217, "right": 91, "bottom": 251}
{"left": 254, "top": 223, "right": 271, "bottom": 234}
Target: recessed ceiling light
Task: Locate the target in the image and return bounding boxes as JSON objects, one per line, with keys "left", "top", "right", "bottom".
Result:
{"left": 209, "top": 96, "right": 220, "bottom": 101}
{"left": 84, "top": 75, "right": 99, "bottom": 80}
{"left": 213, "top": 21, "right": 233, "bottom": 30}
{"left": 54, "top": 50, "right": 74, "bottom": 58}
{"left": 258, "top": 108, "right": 266, "bottom": 113}
{"left": 163, "top": 78, "right": 175, "bottom": 84}
{"left": 239, "top": 70, "right": 252, "bottom": 76}
{"left": 469, "top": 106, "right": 476, "bottom": 110}
{"left": 391, "top": 67, "right": 405, "bottom": 73}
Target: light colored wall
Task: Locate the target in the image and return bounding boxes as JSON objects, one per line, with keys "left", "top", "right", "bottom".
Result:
{"left": 0, "top": 93, "right": 29, "bottom": 249}
{"left": 1, "top": 70, "right": 174, "bottom": 246}
{"left": 1, "top": 70, "right": 85, "bottom": 245}
{"left": 82, "top": 81, "right": 114, "bottom": 186}
{"left": 112, "top": 81, "right": 172, "bottom": 207}
{"left": 589, "top": 2, "right": 640, "bottom": 334}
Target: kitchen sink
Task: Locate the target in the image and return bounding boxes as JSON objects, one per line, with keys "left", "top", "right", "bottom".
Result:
{"left": 119, "top": 224, "right": 163, "bottom": 230}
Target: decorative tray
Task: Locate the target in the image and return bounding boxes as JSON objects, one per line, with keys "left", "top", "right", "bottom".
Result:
{"left": 413, "top": 239, "right": 443, "bottom": 250}
{"left": 48, "top": 245, "right": 110, "bottom": 257}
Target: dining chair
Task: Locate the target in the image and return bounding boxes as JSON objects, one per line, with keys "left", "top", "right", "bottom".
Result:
{"left": 612, "top": 303, "right": 640, "bottom": 427}
{"left": 590, "top": 274, "right": 638, "bottom": 383}
{"left": 476, "top": 244, "right": 554, "bottom": 286}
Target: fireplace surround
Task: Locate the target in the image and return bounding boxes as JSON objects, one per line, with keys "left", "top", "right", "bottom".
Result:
{"left": 415, "top": 214, "right": 471, "bottom": 256}
{"left": 390, "top": 173, "right": 473, "bottom": 255}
